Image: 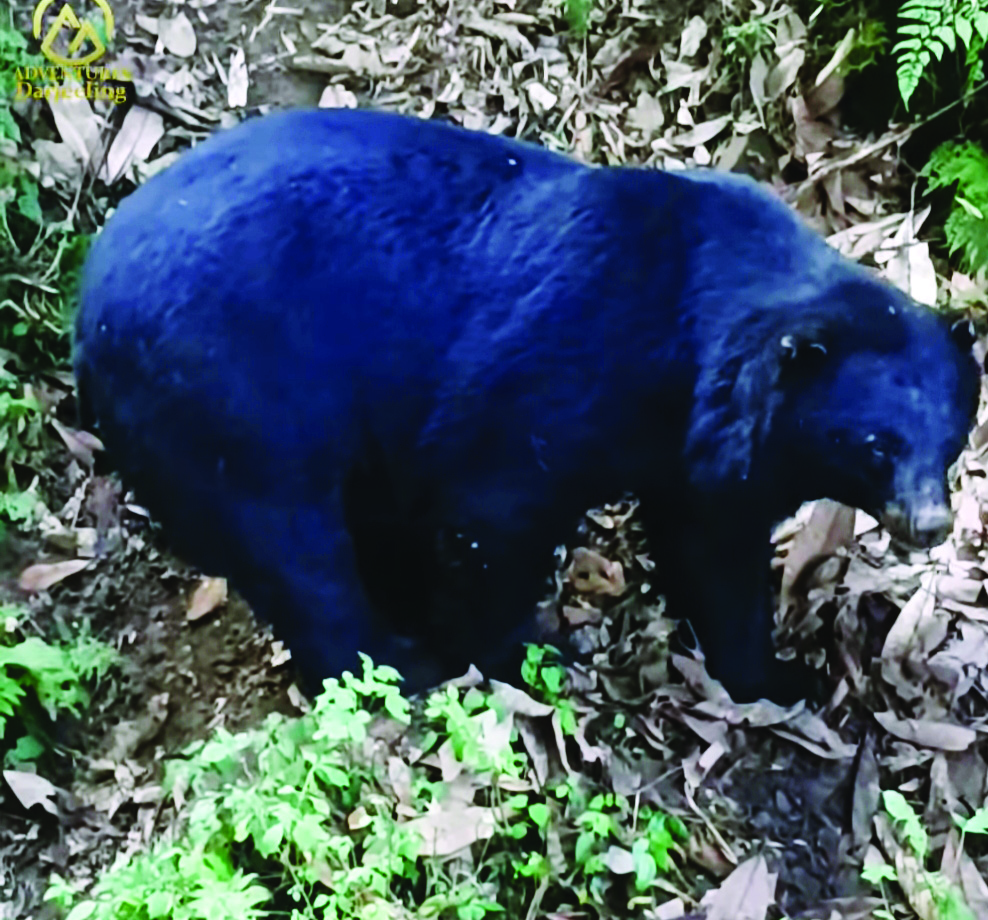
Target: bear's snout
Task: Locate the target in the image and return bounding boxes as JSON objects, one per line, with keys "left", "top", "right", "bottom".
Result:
{"left": 907, "top": 501, "right": 952, "bottom": 547}
{"left": 883, "top": 496, "right": 952, "bottom": 548}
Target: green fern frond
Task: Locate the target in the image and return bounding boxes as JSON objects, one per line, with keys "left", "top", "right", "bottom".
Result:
{"left": 894, "top": 0, "right": 988, "bottom": 108}
{"left": 922, "top": 141, "right": 988, "bottom": 273}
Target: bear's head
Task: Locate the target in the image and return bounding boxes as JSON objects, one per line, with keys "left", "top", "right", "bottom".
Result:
{"left": 687, "top": 275, "right": 980, "bottom": 547}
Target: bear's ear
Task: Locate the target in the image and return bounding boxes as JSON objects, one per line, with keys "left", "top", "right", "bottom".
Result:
{"left": 685, "top": 330, "right": 829, "bottom": 488}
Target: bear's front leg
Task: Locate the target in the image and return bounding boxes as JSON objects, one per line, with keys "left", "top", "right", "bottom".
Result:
{"left": 655, "top": 497, "right": 809, "bottom": 704}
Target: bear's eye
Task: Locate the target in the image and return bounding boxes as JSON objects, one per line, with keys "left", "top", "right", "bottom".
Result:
{"left": 864, "top": 432, "right": 899, "bottom": 463}
{"left": 864, "top": 434, "right": 883, "bottom": 455}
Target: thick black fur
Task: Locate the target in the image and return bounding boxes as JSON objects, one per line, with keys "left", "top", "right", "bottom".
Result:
{"left": 75, "top": 110, "right": 980, "bottom": 701}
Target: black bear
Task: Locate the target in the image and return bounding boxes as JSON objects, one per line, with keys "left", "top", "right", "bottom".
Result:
{"left": 75, "top": 109, "right": 979, "bottom": 702}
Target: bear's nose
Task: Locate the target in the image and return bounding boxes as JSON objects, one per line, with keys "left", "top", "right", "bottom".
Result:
{"left": 909, "top": 503, "right": 952, "bottom": 547}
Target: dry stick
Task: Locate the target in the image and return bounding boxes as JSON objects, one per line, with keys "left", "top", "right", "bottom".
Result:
{"left": 683, "top": 781, "right": 738, "bottom": 867}
{"left": 794, "top": 78, "right": 988, "bottom": 201}
{"left": 523, "top": 876, "right": 550, "bottom": 920}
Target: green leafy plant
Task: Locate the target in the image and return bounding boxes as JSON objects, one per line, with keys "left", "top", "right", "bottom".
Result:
{"left": 0, "top": 607, "right": 118, "bottom": 766}
{"left": 560, "top": 0, "right": 594, "bottom": 36}
{"left": 521, "top": 643, "right": 577, "bottom": 735}
{"left": 893, "top": 0, "right": 988, "bottom": 108}
{"left": 952, "top": 803, "right": 988, "bottom": 850}
{"left": 51, "top": 657, "right": 689, "bottom": 920}
{"left": 0, "top": 20, "right": 45, "bottom": 222}
{"left": 552, "top": 780, "right": 688, "bottom": 903}
{"left": 841, "top": 19, "right": 890, "bottom": 72}
{"left": 862, "top": 790, "right": 983, "bottom": 920}
{"left": 922, "top": 140, "right": 988, "bottom": 275}
{"left": 48, "top": 849, "right": 272, "bottom": 920}
{"left": 0, "top": 356, "right": 43, "bottom": 527}
{"left": 1, "top": 16, "right": 91, "bottom": 363}
{"left": 0, "top": 205, "right": 89, "bottom": 362}
{"left": 723, "top": 16, "right": 776, "bottom": 67}
{"left": 53, "top": 657, "right": 419, "bottom": 920}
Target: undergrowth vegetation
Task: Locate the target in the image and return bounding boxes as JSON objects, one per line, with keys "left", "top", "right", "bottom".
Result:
{"left": 0, "top": 604, "right": 118, "bottom": 769}
{"left": 863, "top": 791, "right": 988, "bottom": 920}
{"left": 1, "top": 17, "right": 89, "bottom": 531}
{"left": 46, "top": 654, "right": 689, "bottom": 920}
{"left": 1, "top": 19, "right": 90, "bottom": 366}
{"left": 923, "top": 141, "right": 988, "bottom": 274}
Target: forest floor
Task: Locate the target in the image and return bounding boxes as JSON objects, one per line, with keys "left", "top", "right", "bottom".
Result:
{"left": 3, "top": 0, "right": 988, "bottom": 917}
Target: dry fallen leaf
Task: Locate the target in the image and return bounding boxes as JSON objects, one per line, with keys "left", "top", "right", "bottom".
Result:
{"left": 567, "top": 547, "right": 626, "bottom": 596}
{"left": 3, "top": 770, "right": 59, "bottom": 815}
{"left": 463, "top": 14, "right": 534, "bottom": 54}
{"left": 771, "top": 708, "right": 859, "bottom": 759}
{"left": 526, "top": 82, "right": 558, "bottom": 113}
{"left": 33, "top": 140, "right": 85, "bottom": 187}
{"left": 679, "top": 16, "right": 708, "bottom": 58}
{"left": 875, "top": 207, "right": 936, "bottom": 305}
{"left": 19, "top": 559, "right": 90, "bottom": 592}
{"left": 104, "top": 693, "right": 170, "bottom": 764}
{"left": 135, "top": 13, "right": 158, "bottom": 33}
{"left": 687, "top": 832, "right": 736, "bottom": 877}
{"left": 882, "top": 240, "right": 938, "bottom": 306}
{"left": 319, "top": 85, "right": 358, "bottom": 109}
{"left": 766, "top": 47, "right": 805, "bottom": 100}
{"left": 50, "top": 418, "right": 102, "bottom": 465}
{"left": 780, "top": 499, "right": 855, "bottom": 608}
{"left": 673, "top": 115, "right": 732, "bottom": 148}
{"left": 187, "top": 577, "right": 229, "bottom": 621}
{"left": 46, "top": 91, "right": 102, "bottom": 166}
{"left": 851, "top": 733, "right": 880, "bottom": 847}
{"left": 872, "top": 713, "right": 976, "bottom": 752}
{"left": 881, "top": 574, "right": 943, "bottom": 695}
{"left": 159, "top": 13, "right": 198, "bottom": 57}
{"left": 561, "top": 603, "right": 604, "bottom": 626}
{"left": 228, "top": 47, "right": 248, "bottom": 108}
{"left": 652, "top": 899, "right": 687, "bottom": 919}
{"left": 100, "top": 107, "right": 166, "bottom": 185}
{"left": 403, "top": 804, "right": 498, "bottom": 856}
{"left": 700, "top": 855, "right": 777, "bottom": 920}
{"left": 489, "top": 680, "right": 555, "bottom": 718}
{"left": 347, "top": 805, "right": 372, "bottom": 830}
{"left": 603, "top": 845, "right": 635, "bottom": 874}
{"left": 626, "top": 92, "right": 665, "bottom": 133}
